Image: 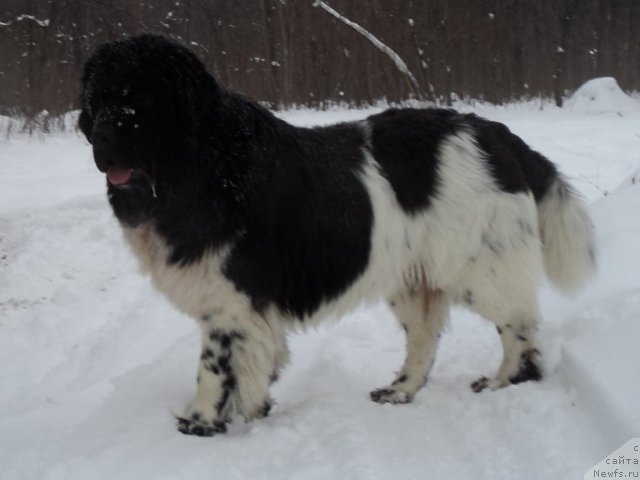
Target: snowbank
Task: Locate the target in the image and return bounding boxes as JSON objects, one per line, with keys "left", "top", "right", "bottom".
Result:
{"left": 564, "top": 77, "right": 640, "bottom": 115}
{"left": 552, "top": 179, "right": 640, "bottom": 447}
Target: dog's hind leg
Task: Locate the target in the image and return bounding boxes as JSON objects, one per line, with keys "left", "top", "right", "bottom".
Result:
{"left": 371, "top": 287, "right": 449, "bottom": 404}
{"left": 465, "top": 277, "right": 543, "bottom": 393}
{"left": 470, "top": 313, "right": 543, "bottom": 393}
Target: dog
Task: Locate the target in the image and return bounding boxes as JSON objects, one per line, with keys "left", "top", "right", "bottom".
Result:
{"left": 79, "top": 34, "right": 596, "bottom": 436}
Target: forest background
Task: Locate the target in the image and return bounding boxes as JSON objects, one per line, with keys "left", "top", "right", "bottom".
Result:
{"left": 1, "top": 0, "right": 639, "bottom": 127}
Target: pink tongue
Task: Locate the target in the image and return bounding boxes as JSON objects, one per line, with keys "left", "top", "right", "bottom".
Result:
{"left": 107, "top": 166, "right": 133, "bottom": 185}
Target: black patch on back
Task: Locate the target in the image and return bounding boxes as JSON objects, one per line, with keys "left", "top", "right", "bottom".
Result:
{"left": 367, "top": 108, "right": 461, "bottom": 214}
{"left": 367, "top": 108, "right": 559, "bottom": 213}
{"left": 463, "top": 114, "right": 558, "bottom": 201}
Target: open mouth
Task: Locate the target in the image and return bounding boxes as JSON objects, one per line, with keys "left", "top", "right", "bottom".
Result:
{"left": 106, "top": 165, "right": 146, "bottom": 186}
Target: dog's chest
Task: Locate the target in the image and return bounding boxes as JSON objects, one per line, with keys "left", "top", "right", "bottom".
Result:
{"left": 122, "top": 223, "right": 247, "bottom": 319}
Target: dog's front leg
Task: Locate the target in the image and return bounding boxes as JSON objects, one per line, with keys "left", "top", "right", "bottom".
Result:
{"left": 177, "top": 313, "right": 287, "bottom": 436}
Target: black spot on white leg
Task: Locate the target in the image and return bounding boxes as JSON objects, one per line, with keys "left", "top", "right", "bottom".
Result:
{"left": 256, "top": 399, "right": 273, "bottom": 419}
{"left": 496, "top": 326, "right": 503, "bottom": 335}
{"left": 201, "top": 348, "right": 215, "bottom": 360}
{"left": 463, "top": 289, "right": 474, "bottom": 305}
{"left": 371, "top": 372, "right": 425, "bottom": 404}
{"left": 200, "top": 347, "right": 219, "bottom": 374}
{"left": 471, "top": 376, "right": 490, "bottom": 393}
{"left": 214, "top": 349, "right": 237, "bottom": 418}
{"left": 370, "top": 388, "right": 411, "bottom": 404}
{"left": 176, "top": 416, "right": 227, "bottom": 437}
{"left": 472, "top": 346, "right": 542, "bottom": 393}
{"left": 201, "top": 309, "right": 224, "bottom": 323}
{"left": 509, "top": 349, "right": 543, "bottom": 384}
{"left": 392, "top": 374, "right": 408, "bottom": 385}
{"left": 207, "top": 329, "right": 247, "bottom": 419}
{"left": 179, "top": 328, "right": 247, "bottom": 436}
{"left": 209, "top": 329, "right": 245, "bottom": 345}
{"left": 176, "top": 404, "right": 227, "bottom": 437}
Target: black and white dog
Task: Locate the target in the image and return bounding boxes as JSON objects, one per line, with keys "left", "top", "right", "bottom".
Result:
{"left": 79, "top": 34, "right": 596, "bottom": 436}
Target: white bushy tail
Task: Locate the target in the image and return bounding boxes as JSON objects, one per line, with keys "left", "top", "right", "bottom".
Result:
{"left": 537, "top": 177, "right": 596, "bottom": 295}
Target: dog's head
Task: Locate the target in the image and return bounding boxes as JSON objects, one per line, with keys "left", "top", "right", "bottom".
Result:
{"left": 79, "top": 34, "right": 220, "bottom": 223}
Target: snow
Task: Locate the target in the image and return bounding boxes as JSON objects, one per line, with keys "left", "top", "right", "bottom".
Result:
{"left": 564, "top": 77, "right": 640, "bottom": 115}
{"left": 1, "top": 98, "right": 640, "bottom": 479}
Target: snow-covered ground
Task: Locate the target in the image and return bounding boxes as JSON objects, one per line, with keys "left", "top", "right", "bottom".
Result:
{"left": 1, "top": 94, "right": 639, "bottom": 479}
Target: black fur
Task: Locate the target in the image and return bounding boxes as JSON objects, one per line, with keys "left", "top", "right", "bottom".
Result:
{"left": 367, "top": 108, "right": 454, "bottom": 213}
{"left": 206, "top": 330, "right": 243, "bottom": 419}
{"left": 466, "top": 114, "right": 558, "bottom": 201}
{"left": 509, "top": 349, "right": 543, "bottom": 385}
{"left": 470, "top": 376, "right": 490, "bottom": 393}
{"left": 79, "top": 33, "right": 561, "bottom": 322}
{"left": 220, "top": 121, "right": 374, "bottom": 318}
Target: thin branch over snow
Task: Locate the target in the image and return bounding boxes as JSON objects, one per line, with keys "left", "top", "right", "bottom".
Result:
{"left": 0, "top": 15, "right": 50, "bottom": 28}
{"left": 312, "top": 0, "right": 421, "bottom": 97}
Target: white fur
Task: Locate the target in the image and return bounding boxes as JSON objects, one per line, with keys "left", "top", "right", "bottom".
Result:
{"left": 301, "top": 130, "right": 544, "bottom": 324}
{"left": 538, "top": 177, "right": 596, "bottom": 295}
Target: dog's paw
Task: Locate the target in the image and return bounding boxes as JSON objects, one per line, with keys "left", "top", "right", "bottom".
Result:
{"left": 253, "top": 399, "right": 273, "bottom": 419}
{"left": 176, "top": 415, "right": 227, "bottom": 437}
{"left": 509, "top": 349, "right": 543, "bottom": 385}
{"left": 370, "top": 387, "right": 412, "bottom": 404}
{"left": 470, "top": 376, "right": 506, "bottom": 393}
{"left": 471, "top": 350, "right": 543, "bottom": 393}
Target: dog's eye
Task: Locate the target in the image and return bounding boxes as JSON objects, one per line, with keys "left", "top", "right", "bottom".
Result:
{"left": 133, "top": 92, "right": 154, "bottom": 109}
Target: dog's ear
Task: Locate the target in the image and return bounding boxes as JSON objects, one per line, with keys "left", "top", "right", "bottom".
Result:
{"left": 166, "top": 44, "right": 220, "bottom": 135}
{"left": 78, "top": 55, "right": 97, "bottom": 139}
{"left": 78, "top": 109, "right": 94, "bottom": 139}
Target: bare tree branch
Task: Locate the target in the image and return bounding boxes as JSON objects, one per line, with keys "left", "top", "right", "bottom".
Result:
{"left": 312, "top": 0, "right": 421, "bottom": 98}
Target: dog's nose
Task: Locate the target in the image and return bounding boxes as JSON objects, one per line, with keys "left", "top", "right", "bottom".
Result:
{"left": 91, "top": 123, "right": 116, "bottom": 150}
